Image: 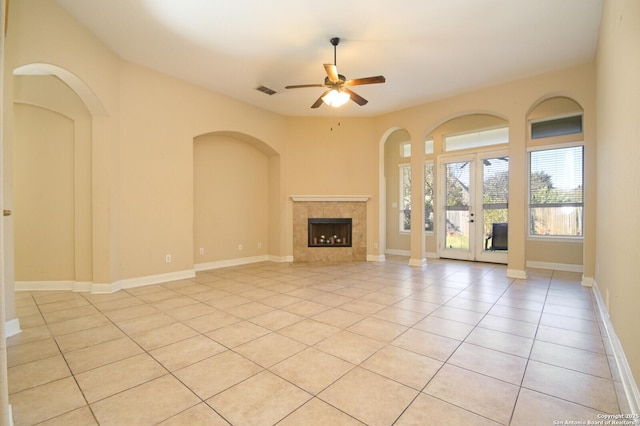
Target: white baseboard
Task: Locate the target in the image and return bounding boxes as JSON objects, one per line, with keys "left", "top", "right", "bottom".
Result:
{"left": 367, "top": 254, "right": 385, "bottom": 262}
{"left": 5, "top": 318, "right": 21, "bottom": 338}
{"left": 15, "top": 280, "right": 77, "bottom": 291}
{"left": 90, "top": 283, "right": 113, "bottom": 294}
{"left": 592, "top": 280, "right": 640, "bottom": 415}
{"left": 507, "top": 269, "right": 528, "bottom": 279}
{"left": 526, "top": 261, "right": 583, "bottom": 273}
{"left": 193, "top": 255, "right": 271, "bottom": 271}
{"left": 12, "top": 256, "right": 291, "bottom": 295}
{"left": 385, "top": 249, "right": 410, "bottom": 257}
{"left": 16, "top": 271, "right": 196, "bottom": 294}
{"left": 268, "top": 255, "right": 294, "bottom": 263}
{"left": 385, "top": 250, "right": 437, "bottom": 259}
{"left": 16, "top": 280, "right": 103, "bottom": 293}
{"left": 581, "top": 275, "right": 595, "bottom": 288}
{"left": 111, "top": 269, "right": 196, "bottom": 292}
{"left": 409, "top": 258, "right": 427, "bottom": 267}
{"left": 195, "top": 255, "right": 270, "bottom": 272}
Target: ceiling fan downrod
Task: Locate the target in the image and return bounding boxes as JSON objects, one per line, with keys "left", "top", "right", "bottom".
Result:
{"left": 330, "top": 37, "right": 340, "bottom": 65}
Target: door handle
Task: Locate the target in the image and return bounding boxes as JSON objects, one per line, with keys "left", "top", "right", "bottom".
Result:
{"left": 3, "top": 210, "right": 11, "bottom": 217}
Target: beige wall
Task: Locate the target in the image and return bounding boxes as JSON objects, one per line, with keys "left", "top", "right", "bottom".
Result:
{"left": 596, "top": 0, "right": 640, "bottom": 382}
{"left": 2, "top": 1, "right": 600, "bottom": 319}
{"left": 3, "top": 0, "right": 597, "bottom": 286}
{"left": 285, "top": 117, "right": 380, "bottom": 255}
{"left": 3, "top": 0, "right": 289, "bottom": 296}
{"left": 13, "top": 76, "right": 92, "bottom": 282}
{"left": 14, "top": 104, "right": 75, "bottom": 280}
{"left": 194, "top": 133, "right": 270, "bottom": 262}
{"left": 3, "top": 0, "right": 640, "bottom": 409}
{"left": 4, "top": 0, "right": 122, "bottom": 290}
{"left": 117, "top": 61, "right": 288, "bottom": 279}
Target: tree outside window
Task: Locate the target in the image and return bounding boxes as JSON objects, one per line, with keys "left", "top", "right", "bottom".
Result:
{"left": 529, "top": 146, "right": 583, "bottom": 237}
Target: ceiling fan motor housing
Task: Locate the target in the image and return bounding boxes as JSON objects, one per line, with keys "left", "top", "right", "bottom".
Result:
{"left": 324, "top": 75, "right": 346, "bottom": 85}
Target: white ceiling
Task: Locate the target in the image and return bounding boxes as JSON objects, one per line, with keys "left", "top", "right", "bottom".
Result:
{"left": 54, "top": 0, "right": 602, "bottom": 117}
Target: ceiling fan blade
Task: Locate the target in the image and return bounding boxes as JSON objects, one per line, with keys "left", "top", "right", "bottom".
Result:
{"left": 324, "top": 64, "right": 340, "bottom": 83}
{"left": 343, "top": 88, "right": 368, "bottom": 106}
{"left": 344, "top": 75, "right": 386, "bottom": 86}
{"left": 311, "top": 90, "right": 331, "bottom": 108}
{"left": 285, "top": 83, "right": 326, "bottom": 89}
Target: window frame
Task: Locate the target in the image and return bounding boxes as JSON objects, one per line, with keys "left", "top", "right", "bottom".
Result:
{"left": 400, "top": 142, "right": 411, "bottom": 158}
{"left": 425, "top": 138, "right": 434, "bottom": 155}
{"left": 399, "top": 163, "right": 411, "bottom": 234}
{"left": 424, "top": 161, "right": 435, "bottom": 234}
{"left": 527, "top": 142, "right": 584, "bottom": 241}
{"left": 529, "top": 113, "right": 583, "bottom": 140}
{"left": 443, "top": 125, "right": 509, "bottom": 152}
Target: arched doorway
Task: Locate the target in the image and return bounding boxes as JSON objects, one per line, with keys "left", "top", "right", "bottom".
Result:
{"left": 431, "top": 114, "right": 510, "bottom": 263}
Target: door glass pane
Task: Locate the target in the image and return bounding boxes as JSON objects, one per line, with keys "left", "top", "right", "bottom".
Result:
{"left": 482, "top": 156, "right": 509, "bottom": 251}
{"left": 445, "top": 161, "right": 470, "bottom": 249}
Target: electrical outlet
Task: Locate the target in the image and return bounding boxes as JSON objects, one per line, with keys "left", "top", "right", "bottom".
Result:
{"left": 165, "top": 254, "right": 172, "bottom": 263}
{"left": 238, "top": 244, "right": 243, "bottom": 251}
{"left": 257, "top": 242, "right": 262, "bottom": 249}
{"left": 373, "top": 242, "right": 378, "bottom": 249}
{"left": 199, "top": 248, "right": 204, "bottom": 255}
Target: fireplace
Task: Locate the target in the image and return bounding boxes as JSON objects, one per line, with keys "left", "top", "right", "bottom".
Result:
{"left": 291, "top": 196, "right": 368, "bottom": 262}
{"left": 308, "top": 218, "right": 352, "bottom": 247}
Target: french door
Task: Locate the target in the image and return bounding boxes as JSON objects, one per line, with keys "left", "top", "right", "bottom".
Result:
{"left": 438, "top": 151, "right": 509, "bottom": 263}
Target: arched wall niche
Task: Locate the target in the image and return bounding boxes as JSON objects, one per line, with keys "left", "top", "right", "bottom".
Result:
{"left": 193, "top": 131, "right": 281, "bottom": 266}
{"left": 10, "top": 64, "right": 101, "bottom": 290}
{"left": 202, "top": 130, "right": 280, "bottom": 158}
{"left": 13, "top": 63, "right": 107, "bottom": 117}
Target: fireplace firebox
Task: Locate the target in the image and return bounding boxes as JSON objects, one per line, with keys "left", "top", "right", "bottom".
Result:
{"left": 308, "top": 218, "right": 352, "bottom": 247}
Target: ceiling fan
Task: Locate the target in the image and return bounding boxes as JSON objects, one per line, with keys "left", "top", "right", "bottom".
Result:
{"left": 285, "top": 37, "right": 386, "bottom": 108}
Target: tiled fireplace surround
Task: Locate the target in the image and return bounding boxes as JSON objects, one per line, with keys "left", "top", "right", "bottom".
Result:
{"left": 292, "top": 196, "right": 367, "bottom": 262}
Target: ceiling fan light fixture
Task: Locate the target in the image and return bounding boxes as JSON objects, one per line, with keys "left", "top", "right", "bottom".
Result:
{"left": 322, "top": 89, "right": 350, "bottom": 107}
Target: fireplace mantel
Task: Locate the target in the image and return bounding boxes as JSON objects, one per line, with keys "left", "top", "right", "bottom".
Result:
{"left": 290, "top": 195, "right": 370, "bottom": 202}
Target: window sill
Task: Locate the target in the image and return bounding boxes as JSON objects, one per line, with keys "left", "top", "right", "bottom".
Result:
{"left": 527, "top": 235, "right": 583, "bottom": 243}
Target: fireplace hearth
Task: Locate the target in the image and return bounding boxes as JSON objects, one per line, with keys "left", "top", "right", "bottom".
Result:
{"left": 308, "top": 218, "right": 352, "bottom": 247}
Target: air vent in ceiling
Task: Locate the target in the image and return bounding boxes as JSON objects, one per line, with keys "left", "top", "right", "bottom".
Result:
{"left": 256, "top": 85, "right": 276, "bottom": 95}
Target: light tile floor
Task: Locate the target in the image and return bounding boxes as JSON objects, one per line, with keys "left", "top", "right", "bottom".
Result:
{"left": 7, "top": 257, "right": 632, "bottom": 425}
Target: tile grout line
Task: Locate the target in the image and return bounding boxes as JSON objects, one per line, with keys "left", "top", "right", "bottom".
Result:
{"left": 506, "top": 271, "right": 552, "bottom": 425}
